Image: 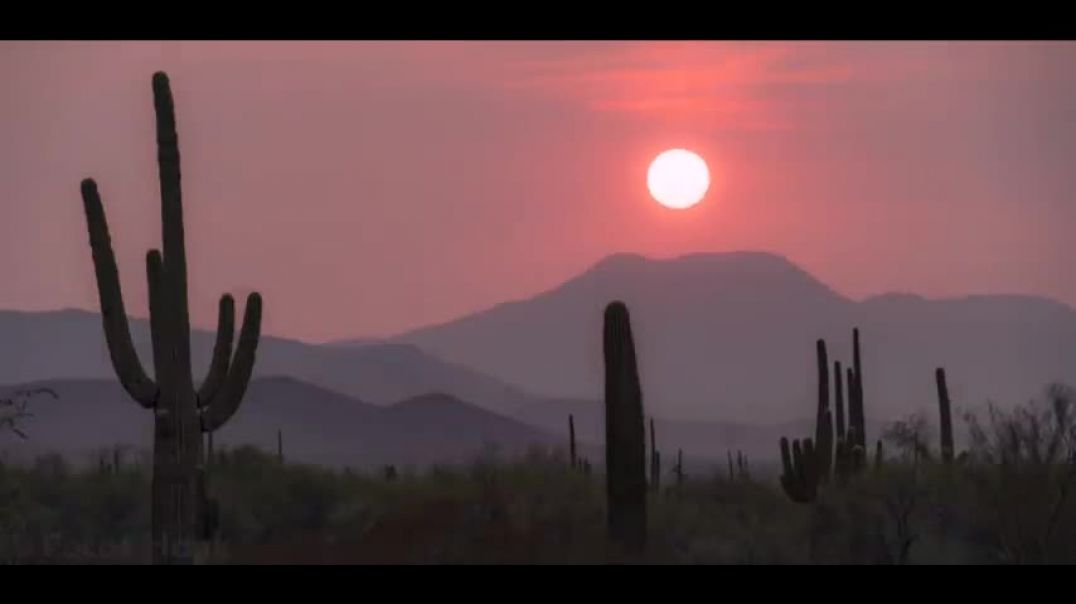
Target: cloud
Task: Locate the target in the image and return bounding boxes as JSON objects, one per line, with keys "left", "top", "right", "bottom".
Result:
{"left": 492, "top": 43, "right": 864, "bottom": 131}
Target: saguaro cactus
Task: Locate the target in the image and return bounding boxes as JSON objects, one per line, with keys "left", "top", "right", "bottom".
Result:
{"left": 815, "top": 339, "right": 833, "bottom": 481}
{"left": 834, "top": 360, "right": 845, "bottom": 441}
{"left": 849, "top": 328, "right": 867, "bottom": 469}
{"left": 779, "top": 437, "right": 820, "bottom": 503}
{"left": 80, "top": 72, "right": 262, "bottom": 564}
{"left": 603, "top": 301, "right": 646, "bottom": 551}
{"left": 936, "top": 367, "right": 954, "bottom": 464}
{"left": 649, "top": 417, "right": 660, "bottom": 491}
{"left": 568, "top": 414, "right": 577, "bottom": 469}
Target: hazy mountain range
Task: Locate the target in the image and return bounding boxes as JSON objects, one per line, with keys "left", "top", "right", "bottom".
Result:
{"left": 2, "top": 251, "right": 1074, "bottom": 465}
{"left": 0, "top": 377, "right": 559, "bottom": 469}
{"left": 393, "top": 251, "right": 1076, "bottom": 423}
{"left": 0, "top": 309, "right": 535, "bottom": 416}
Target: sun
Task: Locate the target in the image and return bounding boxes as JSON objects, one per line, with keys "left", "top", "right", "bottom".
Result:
{"left": 647, "top": 149, "right": 710, "bottom": 210}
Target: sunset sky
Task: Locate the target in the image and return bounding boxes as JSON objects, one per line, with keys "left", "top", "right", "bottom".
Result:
{"left": 2, "top": 41, "right": 1074, "bottom": 343}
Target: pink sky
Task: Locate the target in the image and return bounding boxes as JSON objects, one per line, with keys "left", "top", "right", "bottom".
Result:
{"left": 2, "top": 41, "right": 1074, "bottom": 342}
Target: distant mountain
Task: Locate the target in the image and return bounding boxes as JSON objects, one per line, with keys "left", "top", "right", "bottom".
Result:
{"left": 510, "top": 397, "right": 887, "bottom": 468}
{"left": 0, "top": 309, "right": 535, "bottom": 416}
{"left": 0, "top": 377, "right": 557, "bottom": 469}
{"left": 395, "top": 251, "right": 1076, "bottom": 423}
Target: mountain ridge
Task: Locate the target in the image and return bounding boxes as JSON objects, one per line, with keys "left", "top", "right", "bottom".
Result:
{"left": 389, "top": 251, "right": 1076, "bottom": 422}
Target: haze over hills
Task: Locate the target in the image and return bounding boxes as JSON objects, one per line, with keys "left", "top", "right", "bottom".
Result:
{"left": 392, "top": 251, "right": 1076, "bottom": 423}
{"left": 4, "top": 250, "right": 1075, "bottom": 434}
{"left": 0, "top": 309, "right": 535, "bottom": 416}
{"left": 0, "top": 377, "right": 558, "bottom": 469}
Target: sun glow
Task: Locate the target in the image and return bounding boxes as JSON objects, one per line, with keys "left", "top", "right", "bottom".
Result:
{"left": 647, "top": 149, "right": 710, "bottom": 210}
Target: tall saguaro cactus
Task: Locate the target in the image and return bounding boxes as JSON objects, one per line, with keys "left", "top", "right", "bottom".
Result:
{"left": 80, "top": 72, "right": 263, "bottom": 564}
{"left": 936, "top": 367, "right": 954, "bottom": 464}
{"left": 603, "top": 301, "right": 646, "bottom": 552}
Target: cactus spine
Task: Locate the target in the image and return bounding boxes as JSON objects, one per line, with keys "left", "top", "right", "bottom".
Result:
{"left": 936, "top": 367, "right": 954, "bottom": 464}
{"left": 603, "top": 301, "right": 646, "bottom": 551}
{"left": 80, "top": 72, "right": 262, "bottom": 564}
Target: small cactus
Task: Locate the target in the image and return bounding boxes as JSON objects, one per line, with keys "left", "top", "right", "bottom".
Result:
{"left": 568, "top": 414, "right": 577, "bottom": 469}
{"left": 936, "top": 367, "right": 954, "bottom": 464}
{"left": 780, "top": 437, "right": 819, "bottom": 503}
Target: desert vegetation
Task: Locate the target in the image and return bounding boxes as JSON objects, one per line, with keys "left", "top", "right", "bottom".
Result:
{"left": 1, "top": 383, "right": 1074, "bottom": 565}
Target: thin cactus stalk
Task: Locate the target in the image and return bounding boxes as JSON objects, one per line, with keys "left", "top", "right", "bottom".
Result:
{"left": 80, "top": 72, "right": 262, "bottom": 564}
{"left": 736, "top": 450, "right": 749, "bottom": 480}
{"left": 834, "top": 438, "right": 849, "bottom": 484}
{"left": 206, "top": 431, "right": 214, "bottom": 468}
{"left": 277, "top": 429, "right": 284, "bottom": 464}
{"left": 569, "top": 414, "right": 577, "bottom": 469}
{"left": 603, "top": 301, "right": 646, "bottom": 551}
{"left": 652, "top": 450, "right": 661, "bottom": 491}
{"left": 851, "top": 328, "right": 867, "bottom": 467}
{"left": 649, "top": 417, "right": 660, "bottom": 490}
{"left": 936, "top": 367, "right": 954, "bottom": 464}
{"left": 727, "top": 450, "right": 734, "bottom": 481}
{"left": 675, "top": 449, "right": 684, "bottom": 486}
{"left": 875, "top": 440, "right": 884, "bottom": 469}
{"left": 815, "top": 340, "right": 833, "bottom": 481}
{"left": 834, "top": 360, "right": 845, "bottom": 441}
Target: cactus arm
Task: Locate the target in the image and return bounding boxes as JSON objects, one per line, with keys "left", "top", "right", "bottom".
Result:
{"left": 80, "top": 179, "right": 157, "bottom": 408}
{"left": 197, "top": 295, "right": 235, "bottom": 407}
{"left": 201, "top": 293, "right": 262, "bottom": 432}
{"left": 146, "top": 250, "right": 170, "bottom": 389}
{"left": 152, "top": 72, "right": 194, "bottom": 387}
